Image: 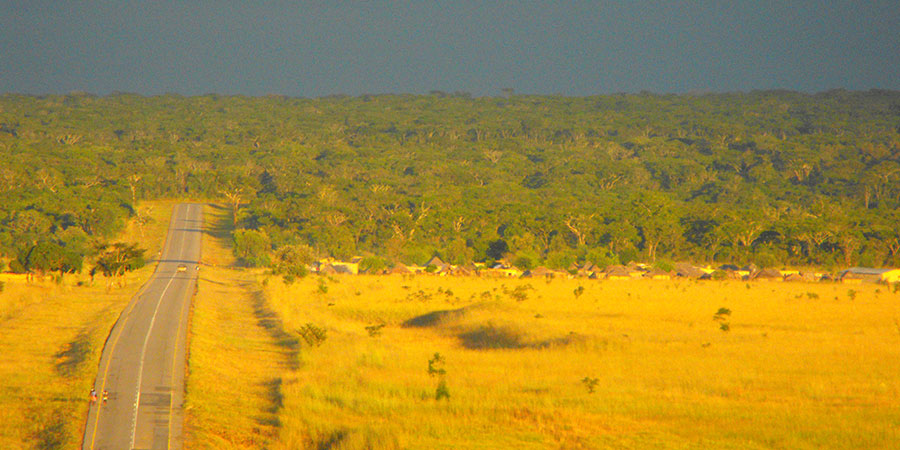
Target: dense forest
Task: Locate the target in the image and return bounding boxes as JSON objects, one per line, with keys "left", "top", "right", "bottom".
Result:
{"left": 1, "top": 90, "right": 899, "bottom": 273}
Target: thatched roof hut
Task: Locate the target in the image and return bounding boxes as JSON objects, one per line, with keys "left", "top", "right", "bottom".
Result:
{"left": 750, "top": 268, "right": 782, "bottom": 280}
{"left": 605, "top": 266, "right": 631, "bottom": 280}
{"left": 643, "top": 268, "right": 672, "bottom": 280}
{"left": 783, "top": 273, "right": 805, "bottom": 282}
{"left": 674, "top": 262, "right": 703, "bottom": 278}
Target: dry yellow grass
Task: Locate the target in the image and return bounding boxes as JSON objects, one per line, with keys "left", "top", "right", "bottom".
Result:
{"left": 0, "top": 200, "right": 175, "bottom": 450}
{"left": 184, "top": 204, "right": 293, "bottom": 449}
{"left": 258, "top": 275, "right": 900, "bottom": 449}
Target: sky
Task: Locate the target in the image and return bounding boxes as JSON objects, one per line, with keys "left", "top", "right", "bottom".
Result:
{"left": 2, "top": 1, "right": 898, "bottom": 97}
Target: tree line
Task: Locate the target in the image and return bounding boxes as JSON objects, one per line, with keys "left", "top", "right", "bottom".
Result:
{"left": 1, "top": 90, "right": 898, "bottom": 274}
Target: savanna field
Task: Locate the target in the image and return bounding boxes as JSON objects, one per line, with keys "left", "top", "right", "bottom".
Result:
{"left": 184, "top": 205, "right": 900, "bottom": 450}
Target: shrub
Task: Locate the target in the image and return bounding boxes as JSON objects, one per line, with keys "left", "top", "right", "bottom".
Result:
{"left": 654, "top": 259, "right": 675, "bottom": 272}
{"left": 582, "top": 377, "right": 599, "bottom": 394}
{"left": 297, "top": 323, "right": 327, "bottom": 347}
{"left": 365, "top": 323, "right": 385, "bottom": 337}
{"left": 359, "top": 256, "right": 387, "bottom": 273}
{"left": 232, "top": 229, "right": 271, "bottom": 267}
{"left": 573, "top": 285, "right": 585, "bottom": 299}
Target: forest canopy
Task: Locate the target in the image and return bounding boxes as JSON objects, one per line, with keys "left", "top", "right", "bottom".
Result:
{"left": 1, "top": 90, "right": 899, "bottom": 271}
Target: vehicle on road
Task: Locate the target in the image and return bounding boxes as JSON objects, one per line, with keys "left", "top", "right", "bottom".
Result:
{"left": 177, "top": 264, "right": 187, "bottom": 272}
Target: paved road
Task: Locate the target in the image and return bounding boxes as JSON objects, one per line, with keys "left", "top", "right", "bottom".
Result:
{"left": 83, "top": 203, "right": 202, "bottom": 450}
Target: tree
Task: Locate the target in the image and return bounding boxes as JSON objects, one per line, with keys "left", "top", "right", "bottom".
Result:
{"left": 272, "top": 244, "right": 314, "bottom": 283}
{"left": 93, "top": 243, "right": 146, "bottom": 286}
{"left": 17, "top": 240, "right": 83, "bottom": 278}
{"left": 221, "top": 185, "right": 245, "bottom": 226}
{"left": 232, "top": 229, "right": 271, "bottom": 267}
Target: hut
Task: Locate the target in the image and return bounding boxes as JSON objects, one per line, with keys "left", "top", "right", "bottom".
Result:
{"left": 840, "top": 267, "right": 900, "bottom": 283}
{"left": 605, "top": 266, "right": 631, "bottom": 280}
{"left": 674, "top": 262, "right": 704, "bottom": 278}
{"left": 783, "top": 273, "right": 804, "bottom": 282}
{"left": 389, "top": 265, "right": 410, "bottom": 275}
{"left": 643, "top": 268, "right": 672, "bottom": 280}
{"left": 798, "top": 271, "right": 819, "bottom": 282}
{"left": 750, "top": 268, "right": 783, "bottom": 281}
{"left": 425, "top": 256, "right": 449, "bottom": 271}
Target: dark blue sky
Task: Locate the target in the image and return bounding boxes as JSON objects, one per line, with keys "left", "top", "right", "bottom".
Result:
{"left": 2, "top": 1, "right": 898, "bottom": 96}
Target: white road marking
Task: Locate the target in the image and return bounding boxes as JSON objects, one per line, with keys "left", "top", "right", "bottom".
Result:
{"left": 129, "top": 205, "right": 188, "bottom": 449}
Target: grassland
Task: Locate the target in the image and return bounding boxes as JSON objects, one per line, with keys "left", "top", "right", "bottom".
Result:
{"left": 0, "top": 201, "right": 175, "bottom": 450}
{"left": 185, "top": 208, "right": 900, "bottom": 450}
{"left": 259, "top": 275, "right": 900, "bottom": 449}
{"left": 183, "top": 204, "right": 295, "bottom": 449}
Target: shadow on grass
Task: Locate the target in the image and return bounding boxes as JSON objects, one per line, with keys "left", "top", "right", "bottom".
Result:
{"left": 457, "top": 323, "right": 527, "bottom": 349}
{"left": 401, "top": 307, "right": 467, "bottom": 328}
{"left": 249, "top": 286, "right": 299, "bottom": 370}
{"left": 30, "top": 409, "right": 69, "bottom": 450}
{"left": 316, "top": 430, "right": 348, "bottom": 450}
{"left": 458, "top": 323, "right": 588, "bottom": 350}
{"left": 203, "top": 203, "right": 234, "bottom": 240}
{"left": 253, "top": 377, "right": 284, "bottom": 429}
{"left": 54, "top": 331, "right": 91, "bottom": 377}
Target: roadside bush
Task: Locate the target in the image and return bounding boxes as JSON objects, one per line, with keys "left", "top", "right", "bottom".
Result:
{"left": 233, "top": 229, "right": 271, "bottom": 267}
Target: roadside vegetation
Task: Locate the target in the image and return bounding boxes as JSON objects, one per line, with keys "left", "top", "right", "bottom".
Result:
{"left": 0, "top": 201, "right": 173, "bottom": 450}
{"left": 184, "top": 204, "right": 293, "bottom": 449}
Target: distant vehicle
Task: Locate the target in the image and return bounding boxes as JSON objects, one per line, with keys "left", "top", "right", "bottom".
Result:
{"left": 177, "top": 264, "right": 187, "bottom": 272}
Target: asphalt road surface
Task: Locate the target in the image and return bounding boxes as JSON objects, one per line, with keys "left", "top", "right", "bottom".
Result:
{"left": 83, "top": 203, "right": 202, "bottom": 450}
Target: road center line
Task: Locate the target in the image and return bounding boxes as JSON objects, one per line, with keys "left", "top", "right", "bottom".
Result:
{"left": 129, "top": 207, "right": 187, "bottom": 449}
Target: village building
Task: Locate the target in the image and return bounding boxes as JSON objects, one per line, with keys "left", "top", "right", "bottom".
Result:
{"left": 839, "top": 267, "right": 900, "bottom": 283}
{"left": 643, "top": 268, "right": 672, "bottom": 280}
{"left": 604, "top": 266, "right": 631, "bottom": 280}
{"left": 674, "top": 262, "right": 704, "bottom": 278}
{"left": 750, "top": 268, "right": 783, "bottom": 281}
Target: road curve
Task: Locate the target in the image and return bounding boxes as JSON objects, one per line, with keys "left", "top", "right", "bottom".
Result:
{"left": 83, "top": 203, "right": 202, "bottom": 450}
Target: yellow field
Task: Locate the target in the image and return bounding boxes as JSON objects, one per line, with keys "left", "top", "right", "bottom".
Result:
{"left": 0, "top": 201, "right": 175, "bottom": 450}
{"left": 260, "top": 275, "right": 900, "bottom": 449}
{"left": 183, "top": 204, "right": 900, "bottom": 449}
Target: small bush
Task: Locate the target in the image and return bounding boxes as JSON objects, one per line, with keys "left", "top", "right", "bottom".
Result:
{"left": 297, "top": 323, "right": 327, "bottom": 347}
{"left": 806, "top": 292, "right": 819, "bottom": 300}
{"left": 654, "top": 259, "right": 675, "bottom": 272}
{"left": 582, "top": 377, "right": 599, "bottom": 394}
{"left": 573, "top": 285, "right": 585, "bottom": 299}
{"left": 365, "top": 323, "right": 385, "bottom": 337}
{"left": 713, "top": 307, "right": 731, "bottom": 332}
{"left": 509, "top": 285, "right": 531, "bottom": 302}
{"left": 713, "top": 307, "right": 731, "bottom": 320}
{"left": 428, "top": 353, "right": 450, "bottom": 400}
{"left": 359, "top": 256, "right": 387, "bottom": 273}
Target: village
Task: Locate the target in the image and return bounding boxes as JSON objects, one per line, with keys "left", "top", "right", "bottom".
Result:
{"left": 311, "top": 256, "right": 900, "bottom": 285}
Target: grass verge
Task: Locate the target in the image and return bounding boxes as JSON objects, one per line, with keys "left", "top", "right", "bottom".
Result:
{"left": 183, "top": 204, "right": 294, "bottom": 449}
